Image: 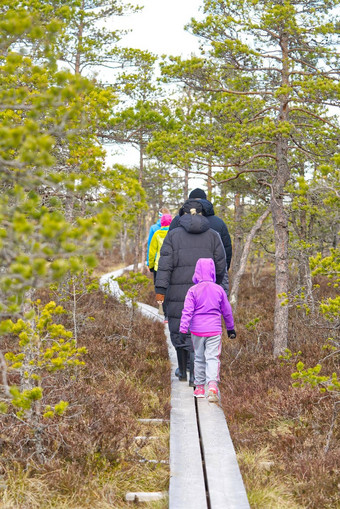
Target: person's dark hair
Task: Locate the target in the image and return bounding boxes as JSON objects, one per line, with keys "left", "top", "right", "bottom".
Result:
{"left": 188, "top": 188, "right": 207, "bottom": 200}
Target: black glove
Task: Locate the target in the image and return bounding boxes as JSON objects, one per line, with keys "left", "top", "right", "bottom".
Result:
{"left": 149, "top": 267, "right": 154, "bottom": 272}
{"left": 227, "top": 329, "right": 236, "bottom": 339}
{"left": 179, "top": 332, "right": 188, "bottom": 345}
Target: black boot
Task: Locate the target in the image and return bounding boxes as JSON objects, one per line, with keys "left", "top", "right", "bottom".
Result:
{"left": 176, "top": 348, "right": 187, "bottom": 381}
{"left": 175, "top": 359, "right": 190, "bottom": 377}
{"left": 189, "top": 351, "right": 195, "bottom": 387}
{"left": 180, "top": 349, "right": 188, "bottom": 381}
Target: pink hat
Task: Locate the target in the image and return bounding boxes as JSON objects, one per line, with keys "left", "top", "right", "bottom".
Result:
{"left": 161, "top": 214, "right": 172, "bottom": 227}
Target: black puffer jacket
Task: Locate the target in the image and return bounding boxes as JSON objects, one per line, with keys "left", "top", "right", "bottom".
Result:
{"left": 169, "top": 198, "right": 232, "bottom": 269}
{"left": 155, "top": 213, "right": 226, "bottom": 349}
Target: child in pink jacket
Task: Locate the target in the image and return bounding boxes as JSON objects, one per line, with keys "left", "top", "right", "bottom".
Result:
{"left": 180, "top": 258, "right": 236, "bottom": 401}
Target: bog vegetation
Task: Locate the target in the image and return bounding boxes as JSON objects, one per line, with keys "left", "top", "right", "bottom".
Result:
{"left": 0, "top": 0, "right": 339, "bottom": 507}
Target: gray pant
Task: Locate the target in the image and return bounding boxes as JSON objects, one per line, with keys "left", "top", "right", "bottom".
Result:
{"left": 191, "top": 334, "right": 222, "bottom": 386}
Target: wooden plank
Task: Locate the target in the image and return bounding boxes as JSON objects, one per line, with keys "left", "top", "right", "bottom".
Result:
{"left": 99, "top": 263, "right": 142, "bottom": 300}
{"left": 167, "top": 329, "right": 208, "bottom": 509}
{"left": 197, "top": 397, "right": 250, "bottom": 509}
{"left": 125, "top": 492, "right": 166, "bottom": 502}
{"left": 137, "top": 301, "right": 163, "bottom": 321}
{"left": 137, "top": 418, "right": 169, "bottom": 423}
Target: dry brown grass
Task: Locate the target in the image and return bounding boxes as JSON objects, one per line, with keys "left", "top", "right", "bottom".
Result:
{"left": 0, "top": 283, "right": 170, "bottom": 508}
{"left": 220, "top": 272, "right": 339, "bottom": 509}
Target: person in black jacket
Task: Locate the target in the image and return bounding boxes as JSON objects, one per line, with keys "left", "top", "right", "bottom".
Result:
{"left": 155, "top": 199, "right": 226, "bottom": 386}
{"left": 169, "top": 188, "right": 232, "bottom": 270}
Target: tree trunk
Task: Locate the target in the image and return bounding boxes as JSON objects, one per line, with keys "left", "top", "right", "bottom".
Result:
{"left": 219, "top": 182, "right": 229, "bottom": 217}
{"left": 207, "top": 160, "right": 212, "bottom": 200}
{"left": 64, "top": 191, "right": 74, "bottom": 222}
{"left": 120, "top": 224, "right": 128, "bottom": 263}
{"left": 298, "top": 253, "right": 315, "bottom": 315}
{"left": 230, "top": 192, "right": 244, "bottom": 280}
{"left": 251, "top": 252, "right": 265, "bottom": 287}
{"left": 74, "top": 1, "right": 84, "bottom": 75}
{"left": 72, "top": 280, "right": 78, "bottom": 345}
{"left": 295, "top": 206, "right": 315, "bottom": 313}
{"left": 20, "top": 290, "right": 36, "bottom": 422}
{"left": 230, "top": 208, "right": 270, "bottom": 313}
{"left": 333, "top": 222, "right": 339, "bottom": 248}
{"left": 272, "top": 131, "right": 290, "bottom": 356}
{"left": 272, "top": 33, "right": 291, "bottom": 357}
{"left": 21, "top": 289, "right": 35, "bottom": 393}
{"left": 140, "top": 212, "right": 147, "bottom": 273}
{"left": 184, "top": 168, "right": 189, "bottom": 199}
{"left": 133, "top": 222, "right": 141, "bottom": 273}
{"left": 133, "top": 138, "right": 144, "bottom": 272}
{"left": 271, "top": 187, "right": 289, "bottom": 357}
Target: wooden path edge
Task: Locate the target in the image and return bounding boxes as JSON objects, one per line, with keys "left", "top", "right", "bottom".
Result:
{"left": 100, "top": 268, "right": 250, "bottom": 509}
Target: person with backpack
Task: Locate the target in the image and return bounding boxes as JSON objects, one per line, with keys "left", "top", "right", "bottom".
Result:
{"left": 148, "top": 213, "right": 172, "bottom": 321}
{"left": 146, "top": 206, "right": 170, "bottom": 268}
{"left": 155, "top": 200, "right": 226, "bottom": 386}
{"left": 180, "top": 257, "right": 236, "bottom": 402}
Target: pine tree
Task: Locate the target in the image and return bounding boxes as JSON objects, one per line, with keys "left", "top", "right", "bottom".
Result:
{"left": 158, "top": 0, "right": 340, "bottom": 354}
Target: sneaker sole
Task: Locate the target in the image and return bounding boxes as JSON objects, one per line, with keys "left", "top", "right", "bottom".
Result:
{"left": 194, "top": 393, "right": 205, "bottom": 398}
{"left": 208, "top": 392, "right": 219, "bottom": 402}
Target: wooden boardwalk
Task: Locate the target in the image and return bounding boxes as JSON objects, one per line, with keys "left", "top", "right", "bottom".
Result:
{"left": 165, "top": 326, "right": 250, "bottom": 509}
{"left": 100, "top": 268, "right": 250, "bottom": 508}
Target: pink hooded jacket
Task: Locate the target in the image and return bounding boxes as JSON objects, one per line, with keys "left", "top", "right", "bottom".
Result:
{"left": 180, "top": 258, "right": 234, "bottom": 335}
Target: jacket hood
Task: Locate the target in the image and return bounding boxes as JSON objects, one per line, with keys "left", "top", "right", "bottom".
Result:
{"left": 161, "top": 214, "right": 172, "bottom": 226}
{"left": 199, "top": 199, "right": 215, "bottom": 217}
{"left": 179, "top": 199, "right": 203, "bottom": 216}
{"left": 178, "top": 213, "right": 210, "bottom": 234}
{"left": 193, "top": 258, "right": 216, "bottom": 284}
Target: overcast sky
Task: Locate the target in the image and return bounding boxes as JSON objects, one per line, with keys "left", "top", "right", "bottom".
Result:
{"left": 117, "top": 0, "right": 203, "bottom": 56}
{"left": 106, "top": 0, "right": 204, "bottom": 171}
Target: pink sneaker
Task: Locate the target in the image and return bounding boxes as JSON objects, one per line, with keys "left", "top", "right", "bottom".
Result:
{"left": 193, "top": 385, "right": 205, "bottom": 398}
{"left": 207, "top": 382, "right": 219, "bottom": 402}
